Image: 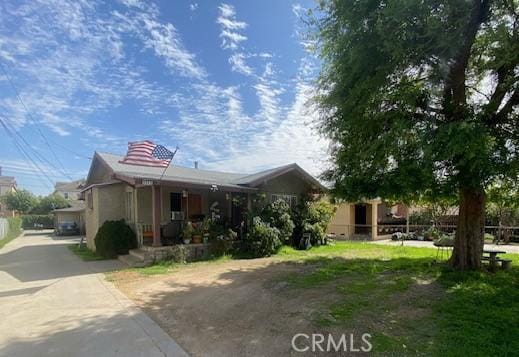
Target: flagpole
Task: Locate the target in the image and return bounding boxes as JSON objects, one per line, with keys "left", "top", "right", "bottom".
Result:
{"left": 159, "top": 146, "right": 178, "bottom": 183}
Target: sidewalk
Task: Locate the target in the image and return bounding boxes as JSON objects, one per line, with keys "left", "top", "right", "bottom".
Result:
{"left": 0, "top": 230, "right": 189, "bottom": 357}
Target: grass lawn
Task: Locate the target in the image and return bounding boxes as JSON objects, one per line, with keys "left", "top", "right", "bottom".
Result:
{"left": 68, "top": 244, "right": 106, "bottom": 261}
{"left": 114, "top": 242, "right": 519, "bottom": 356}
{"left": 278, "top": 243, "right": 519, "bottom": 355}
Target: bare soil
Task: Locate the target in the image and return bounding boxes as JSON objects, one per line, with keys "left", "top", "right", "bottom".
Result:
{"left": 113, "top": 258, "right": 341, "bottom": 356}
{"left": 111, "top": 258, "right": 439, "bottom": 356}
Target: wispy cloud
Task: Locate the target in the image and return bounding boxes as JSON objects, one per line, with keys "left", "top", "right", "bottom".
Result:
{"left": 217, "top": 3, "right": 247, "bottom": 50}
{"left": 0, "top": 0, "right": 329, "bottom": 189}
{"left": 228, "top": 53, "right": 253, "bottom": 76}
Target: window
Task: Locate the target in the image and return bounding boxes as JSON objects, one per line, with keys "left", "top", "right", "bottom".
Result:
{"left": 170, "top": 192, "right": 182, "bottom": 212}
{"left": 87, "top": 191, "right": 93, "bottom": 209}
{"left": 271, "top": 194, "right": 298, "bottom": 209}
{"left": 125, "top": 192, "right": 133, "bottom": 222}
{"left": 64, "top": 192, "right": 69, "bottom": 199}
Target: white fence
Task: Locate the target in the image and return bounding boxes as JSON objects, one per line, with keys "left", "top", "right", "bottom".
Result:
{"left": 0, "top": 218, "right": 8, "bottom": 240}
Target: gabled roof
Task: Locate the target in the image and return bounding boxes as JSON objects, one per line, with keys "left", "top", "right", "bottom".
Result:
{"left": 88, "top": 152, "right": 326, "bottom": 191}
{"left": 234, "top": 163, "right": 326, "bottom": 190}
{"left": 54, "top": 179, "right": 85, "bottom": 192}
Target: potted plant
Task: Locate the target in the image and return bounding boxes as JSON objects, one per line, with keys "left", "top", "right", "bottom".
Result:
{"left": 192, "top": 222, "right": 203, "bottom": 244}
{"left": 182, "top": 222, "right": 194, "bottom": 244}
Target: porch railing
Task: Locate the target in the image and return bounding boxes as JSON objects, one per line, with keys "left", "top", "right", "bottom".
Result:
{"left": 136, "top": 222, "right": 153, "bottom": 247}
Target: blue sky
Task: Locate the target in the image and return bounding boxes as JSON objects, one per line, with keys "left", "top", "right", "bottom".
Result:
{"left": 0, "top": 0, "right": 327, "bottom": 195}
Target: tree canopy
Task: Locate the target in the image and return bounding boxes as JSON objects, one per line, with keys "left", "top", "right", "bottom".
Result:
{"left": 0, "top": 189, "right": 38, "bottom": 214}
{"left": 32, "top": 194, "right": 71, "bottom": 214}
{"left": 313, "top": 0, "right": 518, "bottom": 269}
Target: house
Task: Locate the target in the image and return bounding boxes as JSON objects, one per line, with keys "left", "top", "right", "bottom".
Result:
{"left": 54, "top": 179, "right": 85, "bottom": 200}
{"left": 0, "top": 167, "right": 17, "bottom": 218}
{"left": 52, "top": 201, "right": 86, "bottom": 235}
{"left": 327, "top": 200, "right": 413, "bottom": 240}
{"left": 82, "top": 143, "right": 325, "bottom": 251}
{"left": 328, "top": 199, "right": 462, "bottom": 240}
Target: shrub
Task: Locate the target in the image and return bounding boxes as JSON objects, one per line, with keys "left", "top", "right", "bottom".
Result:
{"left": 423, "top": 227, "right": 441, "bottom": 241}
{"left": 293, "top": 199, "right": 336, "bottom": 248}
{"left": 261, "top": 199, "right": 295, "bottom": 242}
{"left": 244, "top": 216, "right": 281, "bottom": 257}
{"left": 0, "top": 217, "right": 22, "bottom": 249}
{"left": 484, "top": 233, "right": 495, "bottom": 241}
{"left": 211, "top": 229, "right": 237, "bottom": 256}
{"left": 21, "top": 214, "right": 54, "bottom": 229}
{"left": 94, "top": 219, "right": 137, "bottom": 258}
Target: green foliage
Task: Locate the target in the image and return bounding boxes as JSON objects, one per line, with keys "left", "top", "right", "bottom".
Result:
{"left": 313, "top": 0, "right": 518, "bottom": 203}
{"left": 408, "top": 211, "right": 433, "bottom": 225}
{"left": 261, "top": 199, "right": 295, "bottom": 242}
{"left": 32, "top": 194, "right": 70, "bottom": 214}
{"left": 182, "top": 221, "right": 194, "bottom": 241}
{"left": 486, "top": 179, "right": 519, "bottom": 226}
{"left": 211, "top": 229, "right": 237, "bottom": 256}
{"left": 94, "top": 219, "right": 137, "bottom": 258}
{"left": 244, "top": 216, "right": 281, "bottom": 257}
{"left": 0, "top": 189, "right": 38, "bottom": 214}
{"left": 0, "top": 217, "right": 22, "bottom": 249}
{"left": 293, "top": 198, "right": 336, "bottom": 247}
{"left": 21, "top": 214, "right": 54, "bottom": 229}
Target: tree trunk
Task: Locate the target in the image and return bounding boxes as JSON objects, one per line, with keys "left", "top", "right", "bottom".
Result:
{"left": 450, "top": 187, "right": 486, "bottom": 270}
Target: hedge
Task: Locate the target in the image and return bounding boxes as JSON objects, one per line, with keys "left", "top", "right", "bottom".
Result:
{"left": 0, "top": 217, "right": 22, "bottom": 249}
{"left": 21, "top": 214, "right": 54, "bottom": 229}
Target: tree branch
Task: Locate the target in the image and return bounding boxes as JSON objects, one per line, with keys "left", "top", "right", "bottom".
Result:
{"left": 443, "top": 0, "right": 491, "bottom": 121}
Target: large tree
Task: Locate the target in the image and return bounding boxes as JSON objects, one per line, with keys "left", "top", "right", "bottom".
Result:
{"left": 32, "top": 194, "right": 70, "bottom": 214}
{"left": 314, "top": 0, "right": 518, "bottom": 270}
{"left": 0, "top": 189, "right": 38, "bottom": 214}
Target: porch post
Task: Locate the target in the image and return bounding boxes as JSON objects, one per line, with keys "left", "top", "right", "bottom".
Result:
{"left": 371, "top": 202, "right": 378, "bottom": 240}
{"left": 152, "top": 184, "right": 162, "bottom": 247}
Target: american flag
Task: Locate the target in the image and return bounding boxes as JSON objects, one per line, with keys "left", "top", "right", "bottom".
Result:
{"left": 119, "top": 140, "right": 176, "bottom": 168}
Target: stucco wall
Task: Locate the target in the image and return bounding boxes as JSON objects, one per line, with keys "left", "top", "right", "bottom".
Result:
{"left": 85, "top": 183, "right": 125, "bottom": 250}
{"left": 85, "top": 187, "right": 99, "bottom": 250}
{"left": 327, "top": 203, "right": 354, "bottom": 237}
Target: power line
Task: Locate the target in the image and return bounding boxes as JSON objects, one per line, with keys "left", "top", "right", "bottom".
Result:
{"left": 0, "top": 61, "right": 76, "bottom": 179}
{"left": 0, "top": 114, "right": 74, "bottom": 181}
{"left": 0, "top": 117, "right": 55, "bottom": 189}
{"left": 1, "top": 167, "right": 83, "bottom": 178}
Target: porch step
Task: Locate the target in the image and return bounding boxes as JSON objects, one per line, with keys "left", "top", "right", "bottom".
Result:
{"left": 118, "top": 254, "right": 147, "bottom": 268}
{"left": 129, "top": 248, "right": 150, "bottom": 261}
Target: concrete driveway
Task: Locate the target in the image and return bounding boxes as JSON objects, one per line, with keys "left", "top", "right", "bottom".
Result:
{"left": 0, "top": 230, "right": 188, "bottom": 357}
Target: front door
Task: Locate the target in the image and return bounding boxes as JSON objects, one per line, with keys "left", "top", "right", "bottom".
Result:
{"left": 355, "top": 204, "right": 367, "bottom": 234}
{"left": 181, "top": 193, "right": 202, "bottom": 221}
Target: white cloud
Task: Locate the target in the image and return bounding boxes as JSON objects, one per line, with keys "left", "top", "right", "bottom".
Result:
{"left": 189, "top": 3, "right": 199, "bottom": 12}
{"left": 0, "top": 0, "right": 329, "bottom": 181}
{"left": 140, "top": 17, "right": 206, "bottom": 79}
{"left": 217, "top": 3, "right": 248, "bottom": 50}
{"left": 228, "top": 53, "right": 253, "bottom": 76}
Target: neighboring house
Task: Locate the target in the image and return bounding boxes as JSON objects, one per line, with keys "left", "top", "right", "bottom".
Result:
{"left": 82, "top": 145, "right": 325, "bottom": 251}
{"left": 328, "top": 199, "right": 384, "bottom": 240}
{"left": 53, "top": 201, "right": 86, "bottom": 235}
{"left": 328, "top": 200, "right": 455, "bottom": 240}
{"left": 0, "top": 167, "right": 17, "bottom": 218}
{"left": 54, "top": 179, "right": 86, "bottom": 200}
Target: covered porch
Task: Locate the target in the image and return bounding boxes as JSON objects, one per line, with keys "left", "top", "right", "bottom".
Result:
{"left": 125, "top": 178, "right": 254, "bottom": 247}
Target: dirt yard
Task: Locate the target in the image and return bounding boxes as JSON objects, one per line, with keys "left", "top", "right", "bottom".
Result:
{"left": 111, "top": 258, "right": 357, "bottom": 356}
